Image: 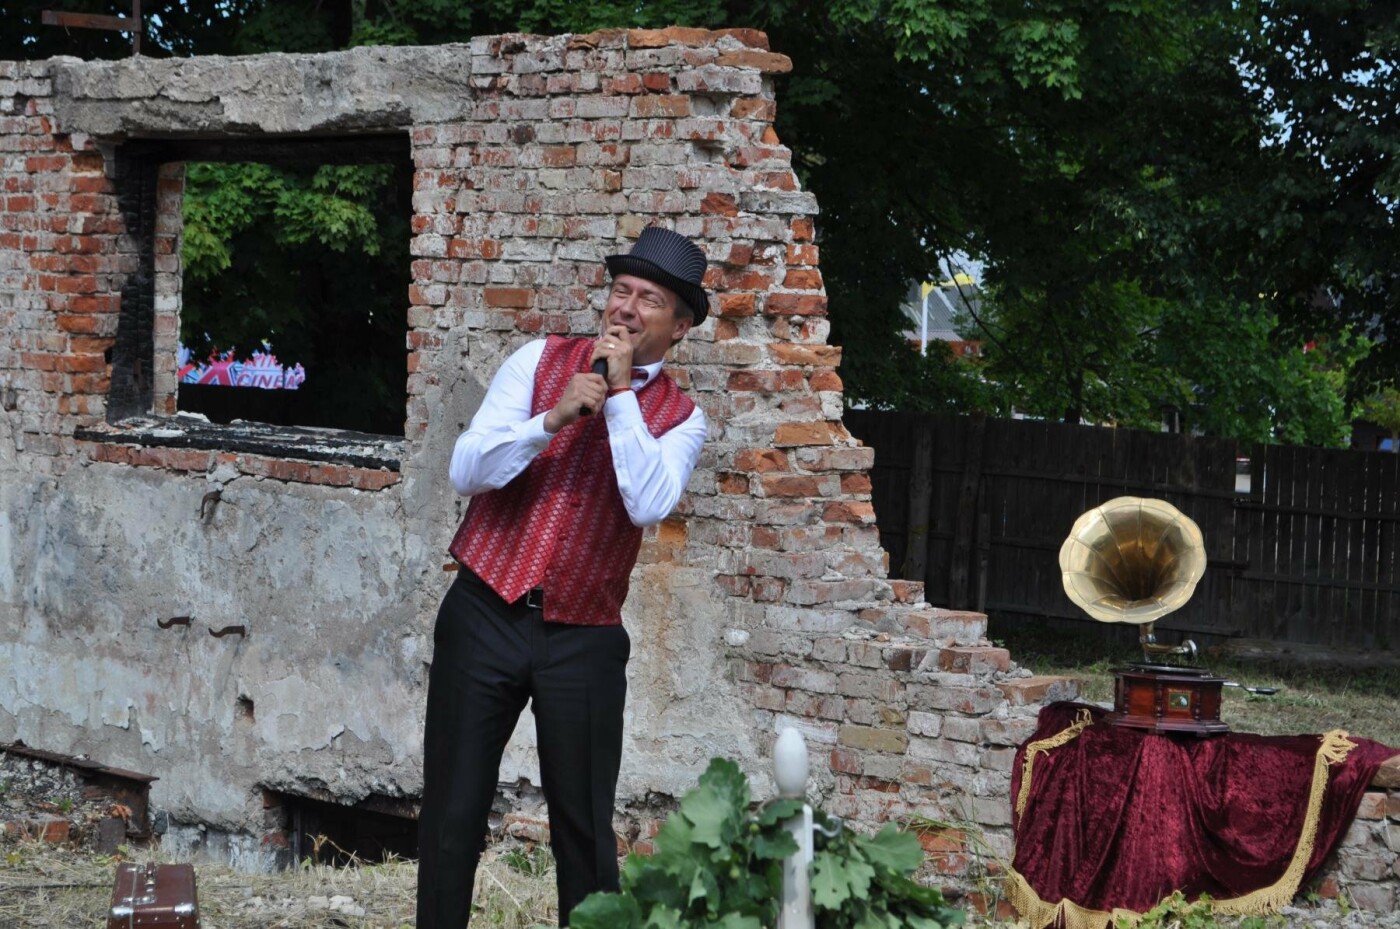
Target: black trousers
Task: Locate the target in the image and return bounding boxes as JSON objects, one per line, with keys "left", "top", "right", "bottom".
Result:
{"left": 416, "top": 571, "right": 631, "bottom": 928}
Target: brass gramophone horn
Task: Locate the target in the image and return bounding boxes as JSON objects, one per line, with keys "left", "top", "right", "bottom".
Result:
{"left": 1058, "top": 497, "right": 1206, "bottom": 658}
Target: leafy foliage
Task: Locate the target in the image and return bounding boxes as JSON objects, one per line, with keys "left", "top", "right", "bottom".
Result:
{"left": 179, "top": 160, "right": 411, "bottom": 435}
{"left": 570, "top": 758, "right": 963, "bottom": 929}
{"left": 1358, "top": 387, "right": 1400, "bottom": 451}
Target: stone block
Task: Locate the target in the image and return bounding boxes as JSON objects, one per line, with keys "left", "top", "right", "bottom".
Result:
{"left": 940, "top": 716, "right": 983, "bottom": 743}
{"left": 906, "top": 711, "right": 942, "bottom": 739}
{"left": 996, "top": 675, "right": 1082, "bottom": 706}
{"left": 838, "top": 725, "right": 909, "bottom": 754}
{"left": 936, "top": 646, "right": 1011, "bottom": 675}
{"left": 980, "top": 716, "right": 1040, "bottom": 747}
{"left": 1357, "top": 791, "right": 1388, "bottom": 820}
{"left": 1346, "top": 883, "right": 1395, "bottom": 913}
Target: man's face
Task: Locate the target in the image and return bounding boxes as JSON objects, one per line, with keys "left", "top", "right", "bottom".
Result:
{"left": 604, "top": 273, "right": 693, "bottom": 365}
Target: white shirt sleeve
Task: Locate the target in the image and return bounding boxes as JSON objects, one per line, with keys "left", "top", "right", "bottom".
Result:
{"left": 604, "top": 391, "right": 708, "bottom": 527}
{"left": 448, "top": 341, "right": 707, "bottom": 521}
{"left": 448, "top": 340, "right": 553, "bottom": 496}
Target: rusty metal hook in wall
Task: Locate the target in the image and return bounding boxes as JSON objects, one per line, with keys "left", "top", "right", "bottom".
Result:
{"left": 208, "top": 625, "right": 247, "bottom": 639}
{"left": 200, "top": 489, "right": 221, "bottom": 520}
{"left": 157, "top": 615, "right": 192, "bottom": 630}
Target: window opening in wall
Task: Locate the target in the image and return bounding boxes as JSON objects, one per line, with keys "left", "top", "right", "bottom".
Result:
{"left": 271, "top": 791, "right": 419, "bottom": 867}
{"left": 175, "top": 147, "right": 411, "bottom": 436}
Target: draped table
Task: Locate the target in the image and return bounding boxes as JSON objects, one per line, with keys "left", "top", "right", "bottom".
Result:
{"left": 1007, "top": 702, "right": 1400, "bottom": 929}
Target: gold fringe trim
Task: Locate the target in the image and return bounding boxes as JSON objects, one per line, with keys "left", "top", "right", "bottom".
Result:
{"left": 1015, "top": 708, "right": 1094, "bottom": 817}
{"left": 1212, "top": 728, "right": 1355, "bottom": 915}
{"left": 1004, "top": 867, "right": 1145, "bottom": 929}
{"left": 1005, "top": 729, "right": 1358, "bottom": 927}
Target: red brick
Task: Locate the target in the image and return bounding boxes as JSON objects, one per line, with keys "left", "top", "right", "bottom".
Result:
{"left": 730, "top": 98, "right": 776, "bottom": 120}
{"left": 830, "top": 748, "right": 862, "bottom": 775}
{"left": 484, "top": 287, "right": 533, "bottom": 308}
{"left": 810, "top": 370, "right": 842, "bottom": 391}
{"left": 716, "top": 472, "right": 749, "bottom": 494}
{"left": 718, "top": 293, "right": 755, "bottom": 317}
{"left": 937, "top": 646, "right": 1012, "bottom": 675}
{"left": 633, "top": 95, "right": 690, "bottom": 118}
{"left": 716, "top": 49, "right": 792, "bottom": 73}
{"left": 70, "top": 151, "right": 105, "bottom": 173}
{"left": 349, "top": 469, "right": 402, "bottom": 491}
{"left": 764, "top": 293, "right": 828, "bottom": 316}
{"left": 447, "top": 238, "right": 502, "bottom": 259}
{"left": 890, "top": 580, "right": 924, "bottom": 604}
{"left": 728, "top": 370, "right": 784, "bottom": 392}
{"left": 713, "top": 319, "right": 740, "bottom": 340}
{"left": 715, "top": 575, "right": 752, "bottom": 597}
{"left": 773, "top": 420, "right": 847, "bottom": 446}
{"left": 756, "top": 171, "right": 797, "bottom": 191}
{"left": 24, "top": 155, "right": 66, "bottom": 172}
{"left": 769, "top": 344, "right": 842, "bottom": 367}
{"left": 627, "top": 26, "right": 714, "bottom": 48}
{"left": 715, "top": 27, "right": 769, "bottom": 49}
{"left": 604, "top": 74, "right": 643, "bottom": 94}
{"left": 721, "top": 269, "right": 776, "bottom": 290}
{"left": 542, "top": 146, "right": 576, "bottom": 167}
{"left": 66, "top": 295, "right": 120, "bottom": 313}
{"left": 751, "top": 526, "right": 781, "bottom": 548}
{"left": 701, "top": 192, "right": 739, "bottom": 216}
{"left": 840, "top": 473, "right": 872, "bottom": 494}
{"left": 733, "top": 448, "right": 789, "bottom": 472}
{"left": 996, "top": 675, "right": 1082, "bottom": 706}
{"left": 58, "top": 353, "right": 107, "bottom": 373}
{"left": 822, "top": 501, "right": 876, "bottom": 524}
{"left": 723, "top": 243, "right": 754, "bottom": 267}
{"left": 782, "top": 269, "right": 823, "bottom": 290}
{"left": 760, "top": 474, "right": 820, "bottom": 497}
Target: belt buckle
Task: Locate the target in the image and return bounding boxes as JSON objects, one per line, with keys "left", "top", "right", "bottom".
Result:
{"left": 523, "top": 587, "right": 545, "bottom": 610}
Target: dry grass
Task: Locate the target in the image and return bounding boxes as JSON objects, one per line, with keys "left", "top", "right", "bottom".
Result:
{"left": 0, "top": 835, "right": 557, "bottom": 929}
{"left": 1000, "top": 624, "right": 1400, "bottom": 748}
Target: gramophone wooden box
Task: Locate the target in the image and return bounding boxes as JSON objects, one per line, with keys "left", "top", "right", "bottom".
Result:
{"left": 1106, "top": 664, "right": 1230, "bottom": 735}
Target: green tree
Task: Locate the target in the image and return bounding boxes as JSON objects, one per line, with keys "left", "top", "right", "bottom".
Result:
{"left": 1359, "top": 387, "right": 1400, "bottom": 453}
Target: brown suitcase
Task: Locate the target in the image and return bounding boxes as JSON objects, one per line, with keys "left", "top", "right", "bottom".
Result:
{"left": 107, "top": 862, "right": 200, "bottom": 929}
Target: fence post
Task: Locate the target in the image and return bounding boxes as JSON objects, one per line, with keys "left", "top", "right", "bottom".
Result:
{"left": 775, "top": 728, "right": 815, "bottom": 929}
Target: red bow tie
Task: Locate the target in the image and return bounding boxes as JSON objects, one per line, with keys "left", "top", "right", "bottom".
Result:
{"left": 631, "top": 368, "right": 649, "bottom": 382}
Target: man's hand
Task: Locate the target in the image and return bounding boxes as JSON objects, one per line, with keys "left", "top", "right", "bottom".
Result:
{"left": 544, "top": 372, "right": 607, "bottom": 433}
{"left": 591, "top": 325, "right": 635, "bottom": 389}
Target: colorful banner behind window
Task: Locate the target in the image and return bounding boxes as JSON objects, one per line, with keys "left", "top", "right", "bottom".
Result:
{"left": 178, "top": 342, "right": 306, "bottom": 390}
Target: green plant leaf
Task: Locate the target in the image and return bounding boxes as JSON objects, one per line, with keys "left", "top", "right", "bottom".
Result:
{"left": 859, "top": 824, "right": 924, "bottom": 874}
{"left": 811, "top": 849, "right": 876, "bottom": 910}
{"left": 569, "top": 891, "right": 642, "bottom": 929}
{"left": 751, "top": 829, "right": 799, "bottom": 860}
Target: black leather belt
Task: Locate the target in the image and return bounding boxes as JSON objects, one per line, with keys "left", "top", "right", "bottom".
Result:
{"left": 459, "top": 567, "right": 544, "bottom": 611}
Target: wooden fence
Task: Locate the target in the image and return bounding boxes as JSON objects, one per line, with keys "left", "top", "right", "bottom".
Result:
{"left": 843, "top": 411, "right": 1400, "bottom": 650}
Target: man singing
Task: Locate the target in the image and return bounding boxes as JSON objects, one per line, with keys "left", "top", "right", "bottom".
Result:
{"left": 417, "top": 225, "right": 710, "bottom": 927}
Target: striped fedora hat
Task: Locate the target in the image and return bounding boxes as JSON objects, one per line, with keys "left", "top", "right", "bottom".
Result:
{"left": 605, "top": 226, "right": 709, "bottom": 325}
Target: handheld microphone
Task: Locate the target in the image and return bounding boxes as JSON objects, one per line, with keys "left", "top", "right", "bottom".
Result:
{"left": 580, "top": 358, "right": 609, "bottom": 416}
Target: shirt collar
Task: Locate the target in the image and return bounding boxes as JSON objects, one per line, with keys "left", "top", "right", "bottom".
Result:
{"left": 632, "top": 360, "right": 663, "bottom": 387}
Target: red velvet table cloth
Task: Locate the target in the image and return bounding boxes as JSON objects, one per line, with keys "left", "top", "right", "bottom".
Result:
{"left": 1007, "top": 702, "right": 1399, "bottom": 929}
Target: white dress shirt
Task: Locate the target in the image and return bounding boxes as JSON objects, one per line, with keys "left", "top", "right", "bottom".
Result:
{"left": 449, "top": 339, "right": 707, "bottom": 527}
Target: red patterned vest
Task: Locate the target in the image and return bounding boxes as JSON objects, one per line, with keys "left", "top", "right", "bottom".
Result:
{"left": 448, "top": 336, "right": 696, "bottom": 625}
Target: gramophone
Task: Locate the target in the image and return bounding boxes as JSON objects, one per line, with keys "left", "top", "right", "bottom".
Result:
{"left": 1058, "top": 497, "right": 1230, "bottom": 735}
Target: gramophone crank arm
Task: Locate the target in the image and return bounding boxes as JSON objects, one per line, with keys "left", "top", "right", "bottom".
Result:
{"left": 1221, "top": 681, "right": 1279, "bottom": 696}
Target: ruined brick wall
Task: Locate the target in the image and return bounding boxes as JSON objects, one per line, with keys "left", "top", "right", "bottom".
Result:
{"left": 3, "top": 30, "right": 1396, "bottom": 913}
{"left": 3, "top": 34, "right": 1058, "bottom": 881}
